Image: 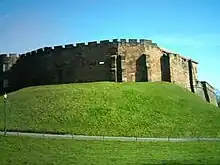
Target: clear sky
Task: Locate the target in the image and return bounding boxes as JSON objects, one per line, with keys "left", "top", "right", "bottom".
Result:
{"left": 0, "top": 0, "right": 219, "bottom": 89}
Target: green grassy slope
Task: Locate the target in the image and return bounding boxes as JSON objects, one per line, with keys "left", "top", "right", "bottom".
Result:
{"left": 0, "top": 82, "right": 220, "bottom": 137}
{"left": 1, "top": 135, "right": 220, "bottom": 165}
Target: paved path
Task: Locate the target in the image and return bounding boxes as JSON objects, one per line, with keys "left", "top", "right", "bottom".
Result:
{"left": 1, "top": 131, "right": 220, "bottom": 142}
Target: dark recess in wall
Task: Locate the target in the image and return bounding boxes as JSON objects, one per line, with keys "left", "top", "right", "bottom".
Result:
{"left": 135, "top": 54, "right": 148, "bottom": 82}
{"left": 188, "top": 60, "right": 195, "bottom": 93}
{"left": 116, "top": 55, "right": 122, "bottom": 82}
{"left": 160, "top": 54, "right": 171, "bottom": 82}
{"left": 201, "top": 82, "right": 210, "bottom": 103}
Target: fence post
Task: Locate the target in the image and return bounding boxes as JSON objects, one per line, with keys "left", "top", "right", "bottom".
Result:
{"left": 3, "top": 94, "right": 7, "bottom": 136}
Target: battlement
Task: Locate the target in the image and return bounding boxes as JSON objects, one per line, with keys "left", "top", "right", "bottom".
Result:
{"left": 36, "top": 48, "right": 44, "bottom": 54}
{"left": 117, "top": 39, "right": 154, "bottom": 46}
{"left": 0, "top": 53, "right": 19, "bottom": 58}
{"left": 30, "top": 50, "right": 37, "bottom": 56}
{"left": 54, "top": 45, "right": 63, "bottom": 50}
{"left": 64, "top": 44, "right": 74, "bottom": 49}
{"left": 10, "top": 39, "right": 157, "bottom": 59}
{"left": 76, "top": 43, "right": 86, "bottom": 47}
{"left": 0, "top": 38, "right": 214, "bottom": 107}
{"left": 0, "top": 54, "right": 20, "bottom": 64}
{"left": 44, "top": 47, "right": 53, "bottom": 53}
{"left": 25, "top": 52, "right": 31, "bottom": 56}
{"left": 65, "top": 39, "right": 155, "bottom": 48}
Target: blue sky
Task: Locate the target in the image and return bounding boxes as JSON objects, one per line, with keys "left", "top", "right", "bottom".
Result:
{"left": 0, "top": 0, "right": 219, "bottom": 89}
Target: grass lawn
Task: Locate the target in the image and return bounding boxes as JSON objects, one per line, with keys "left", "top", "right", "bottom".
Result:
{"left": 0, "top": 82, "right": 220, "bottom": 137}
{"left": 1, "top": 135, "right": 220, "bottom": 165}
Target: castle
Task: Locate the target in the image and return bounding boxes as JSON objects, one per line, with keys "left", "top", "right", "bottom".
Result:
{"left": 0, "top": 39, "right": 218, "bottom": 106}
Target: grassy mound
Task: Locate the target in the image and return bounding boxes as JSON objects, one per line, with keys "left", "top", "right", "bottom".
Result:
{"left": 0, "top": 82, "right": 220, "bottom": 137}
{"left": 1, "top": 135, "right": 220, "bottom": 165}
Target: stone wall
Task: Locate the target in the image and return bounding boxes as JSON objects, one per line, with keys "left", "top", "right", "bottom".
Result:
{"left": 1, "top": 40, "right": 119, "bottom": 92}
{"left": 188, "top": 60, "right": 198, "bottom": 93}
{"left": 191, "top": 61, "right": 198, "bottom": 89}
{"left": 0, "top": 39, "right": 200, "bottom": 93}
{"left": 0, "top": 38, "right": 210, "bottom": 107}
{"left": 201, "top": 81, "right": 218, "bottom": 106}
{"left": 117, "top": 39, "right": 163, "bottom": 82}
{"left": 169, "top": 54, "right": 190, "bottom": 88}
{"left": 194, "top": 81, "right": 206, "bottom": 101}
{"left": 194, "top": 81, "right": 218, "bottom": 106}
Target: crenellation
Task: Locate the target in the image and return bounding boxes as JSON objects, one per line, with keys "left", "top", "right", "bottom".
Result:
{"left": 9, "top": 53, "right": 17, "bottom": 56}
{"left": 19, "top": 54, "right": 26, "bottom": 58}
{"left": 64, "top": 44, "right": 74, "bottom": 49}
{"left": 25, "top": 52, "right": 31, "bottom": 56}
{"left": 0, "top": 54, "right": 8, "bottom": 57}
{"left": 120, "top": 39, "right": 127, "bottom": 44}
{"left": 54, "top": 45, "right": 63, "bottom": 50}
{"left": 8, "top": 54, "right": 20, "bottom": 65}
{"left": 30, "top": 51, "right": 37, "bottom": 56}
{"left": 76, "top": 43, "right": 86, "bottom": 47}
{"left": 128, "top": 39, "right": 138, "bottom": 45}
{"left": 112, "top": 39, "right": 118, "bottom": 42}
{"left": 88, "top": 41, "right": 98, "bottom": 46}
{"left": 100, "top": 40, "right": 110, "bottom": 45}
{"left": 0, "top": 38, "right": 215, "bottom": 105}
{"left": 44, "top": 47, "right": 53, "bottom": 53}
{"left": 9, "top": 53, "right": 17, "bottom": 57}
{"left": 140, "top": 39, "right": 152, "bottom": 45}
{"left": 36, "top": 48, "right": 44, "bottom": 54}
